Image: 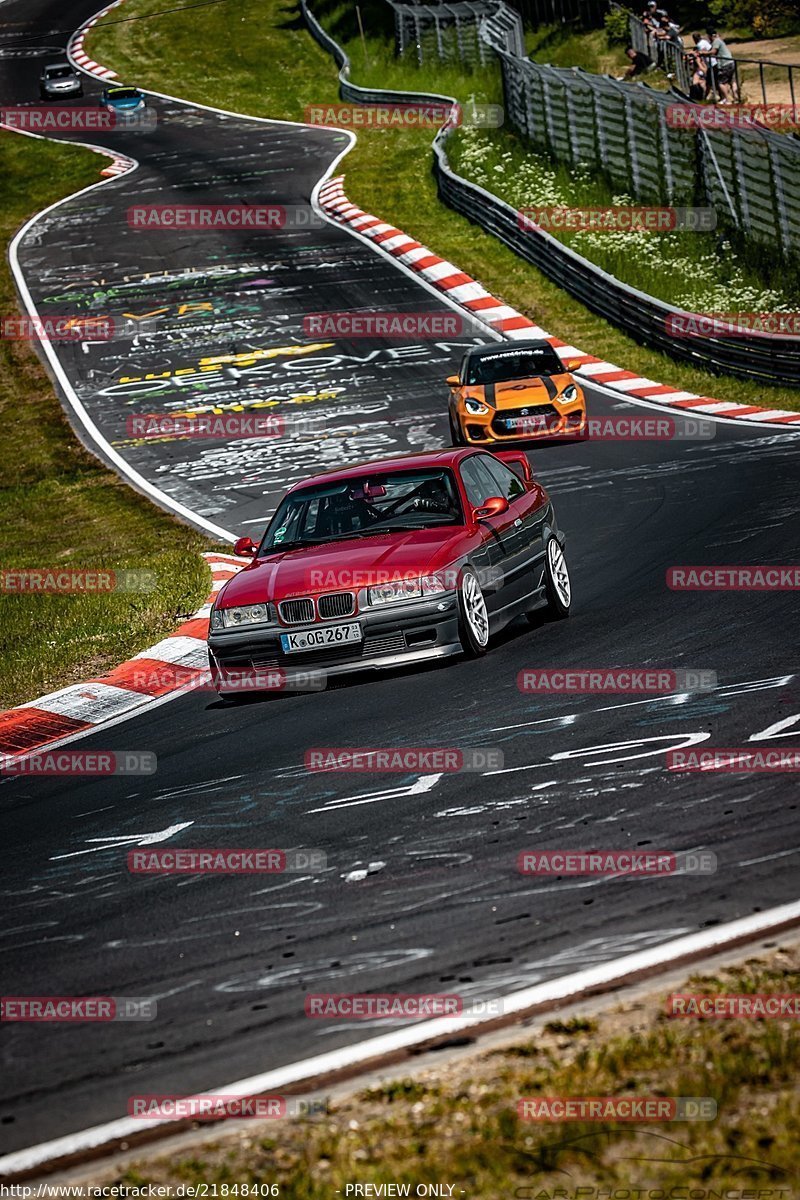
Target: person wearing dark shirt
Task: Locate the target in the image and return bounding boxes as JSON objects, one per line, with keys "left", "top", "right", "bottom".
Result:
{"left": 620, "top": 46, "right": 652, "bottom": 79}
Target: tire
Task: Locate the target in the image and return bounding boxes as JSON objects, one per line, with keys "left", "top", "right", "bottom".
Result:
{"left": 449, "top": 410, "right": 465, "bottom": 446}
{"left": 457, "top": 566, "right": 490, "bottom": 656}
{"left": 543, "top": 537, "right": 571, "bottom": 619}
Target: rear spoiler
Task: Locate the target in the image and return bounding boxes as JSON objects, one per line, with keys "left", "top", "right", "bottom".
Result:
{"left": 492, "top": 449, "right": 532, "bottom": 483}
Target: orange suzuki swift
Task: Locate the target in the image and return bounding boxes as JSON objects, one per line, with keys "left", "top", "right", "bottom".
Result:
{"left": 447, "top": 339, "right": 587, "bottom": 445}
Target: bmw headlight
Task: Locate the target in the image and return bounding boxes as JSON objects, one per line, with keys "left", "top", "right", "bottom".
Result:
{"left": 368, "top": 576, "right": 447, "bottom": 605}
{"left": 215, "top": 603, "right": 272, "bottom": 628}
{"left": 561, "top": 384, "right": 578, "bottom": 402}
{"left": 465, "top": 397, "right": 489, "bottom": 415}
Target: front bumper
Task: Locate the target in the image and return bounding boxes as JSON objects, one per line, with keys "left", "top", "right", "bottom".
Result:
{"left": 458, "top": 394, "right": 587, "bottom": 444}
{"left": 208, "top": 592, "right": 462, "bottom": 692}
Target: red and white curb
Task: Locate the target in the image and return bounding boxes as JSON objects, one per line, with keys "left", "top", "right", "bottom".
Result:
{"left": 0, "top": 554, "right": 247, "bottom": 764}
{"left": 68, "top": 0, "right": 122, "bottom": 80}
{"left": 98, "top": 150, "right": 135, "bottom": 177}
{"left": 318, "top": 175, "right": 800, "bottom": 428}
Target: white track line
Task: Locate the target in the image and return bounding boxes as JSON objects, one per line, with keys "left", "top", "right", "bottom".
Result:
{"left": 2, "top": 898, "right": 798, "bottom": 1178}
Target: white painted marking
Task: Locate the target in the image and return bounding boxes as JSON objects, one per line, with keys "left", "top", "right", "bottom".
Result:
{"left": 420, "top": 260, "right": 461, "bottom": 282}
{"left": 610, "top": 377, "right": 663, "bottom": 392}
{"left": 307, "top": 774, "right": 442, "bottom": 813}
{"left": 749, "top": 713, "right": 800, "bottom": 741}
{"left": 133, "top": 636, "right": 208, "bottom": 666}
{"left": 20, "top": 682, "right": 148, "bottom": 722}
{"left": 49, "top": 821, "right": 194, "bottom": 860}
{"left": 550, "top": 732, "right": 711, "bottom": 768}
{"left": 379, "top": 233, "right": 415, "bottom": 252}
{"left": 637, "top": 390, "right": 698, "bottom": 403}
{"left": 571, "top": 361, "right": 625, "bottom": 376}
{"left": 445, "top": 281, "right": 491, "bottom": 303}
{"left": 396, "top": 246, "right": 435, "bottom": 265}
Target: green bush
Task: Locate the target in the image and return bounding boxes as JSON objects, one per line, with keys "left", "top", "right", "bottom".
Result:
{"left": 752, "top": 0, "right": 800, "bottom": 36}
{"left": 707, "top": 0, "right": 800, "bottom": 37}
{"left": 604, "top": 6, "right": 631, "bottom": 45}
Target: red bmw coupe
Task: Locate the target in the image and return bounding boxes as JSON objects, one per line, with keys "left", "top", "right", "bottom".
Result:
{"left": 207, "top": 448, "right": 571, "bottom": 697}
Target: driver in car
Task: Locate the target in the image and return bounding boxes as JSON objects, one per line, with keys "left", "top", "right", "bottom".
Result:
{"left": 407, "top": 477, "right": 457, "bottom": 516}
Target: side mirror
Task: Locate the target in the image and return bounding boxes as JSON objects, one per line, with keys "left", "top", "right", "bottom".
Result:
{"left": 565, "top": 359, "right": 581, "bottom": 372}
{"left": 446, "top": 374, "right": 460, "bottom": 387}
{"left": 473, "top": 495, "right": 509, "bottom": 521}
{"left": 233, "top": 536, "right": 257, "bottom": 557}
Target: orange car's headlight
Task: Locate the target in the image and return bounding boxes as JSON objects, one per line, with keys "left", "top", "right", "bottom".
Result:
{"left": 464, "top": 397, "right": 489, "bottom": 415}
{"left": 561, "top": 384, "right": 580, "bottom": 403}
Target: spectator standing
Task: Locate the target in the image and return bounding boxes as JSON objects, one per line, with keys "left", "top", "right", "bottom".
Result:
{"left": 706, "top": 27, "right": 738, "bottom": 103}
{"left": 688, "top": 31, "right": 711, "bottom": 100}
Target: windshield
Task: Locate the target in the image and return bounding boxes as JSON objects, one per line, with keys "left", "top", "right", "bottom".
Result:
{"left": 260, "top": 469, "right": 463, "bottom": 553}
{"left": 45, "top": 67, "right": 74, "bottom": 79}
{"left": 465, "top": 347, "right": 565, "bottom": 384}
{"left": 108, "top": 88, "right": 141, "bottom": 100}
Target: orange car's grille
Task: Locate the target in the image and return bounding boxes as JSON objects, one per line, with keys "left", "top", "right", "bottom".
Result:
{"left": 491, "top": 404, "right": 560, "bottom": 436}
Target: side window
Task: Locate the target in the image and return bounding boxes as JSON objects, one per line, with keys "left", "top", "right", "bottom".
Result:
{"left": 460, "top": 456, "right": 500, "bottom": 507}
{"left": 480, "top": 455, "right": 525, "bottom": 501}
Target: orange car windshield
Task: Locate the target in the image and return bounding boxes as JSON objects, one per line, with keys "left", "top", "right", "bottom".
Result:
{"left": 466, "top": 348, "right": 564, "bottom": 384}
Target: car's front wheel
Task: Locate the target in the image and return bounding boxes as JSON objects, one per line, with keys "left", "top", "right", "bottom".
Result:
{"left": 543, "top": 537, "right": 571, "bottom": 618}
{"left": 457, "top": 567, "right": 490, "bottom": 656}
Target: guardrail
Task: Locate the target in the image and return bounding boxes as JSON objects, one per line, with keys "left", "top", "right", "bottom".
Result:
{"left": 300, "top": 0, "right": 800, "bottom": 386}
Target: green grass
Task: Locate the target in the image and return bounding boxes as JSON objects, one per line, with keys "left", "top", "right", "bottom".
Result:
{"left": 526, "top": 22, "right": 656, "bottom": 80}
{"left": 88, "top": 0, "right": 800, "bottom": 412}
{"left": 95, "top": 951, "right": 799, "bottom": 1191}
{"left": 0, "top": 133, "right": 217, "bottom": 708}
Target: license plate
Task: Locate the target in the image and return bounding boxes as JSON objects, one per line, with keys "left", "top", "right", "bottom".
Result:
{"left": 506, "top": 416, "right": 552, "bottom": 432}
{"left": 280, "top": 623, "right": 363, "bottom": 653}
